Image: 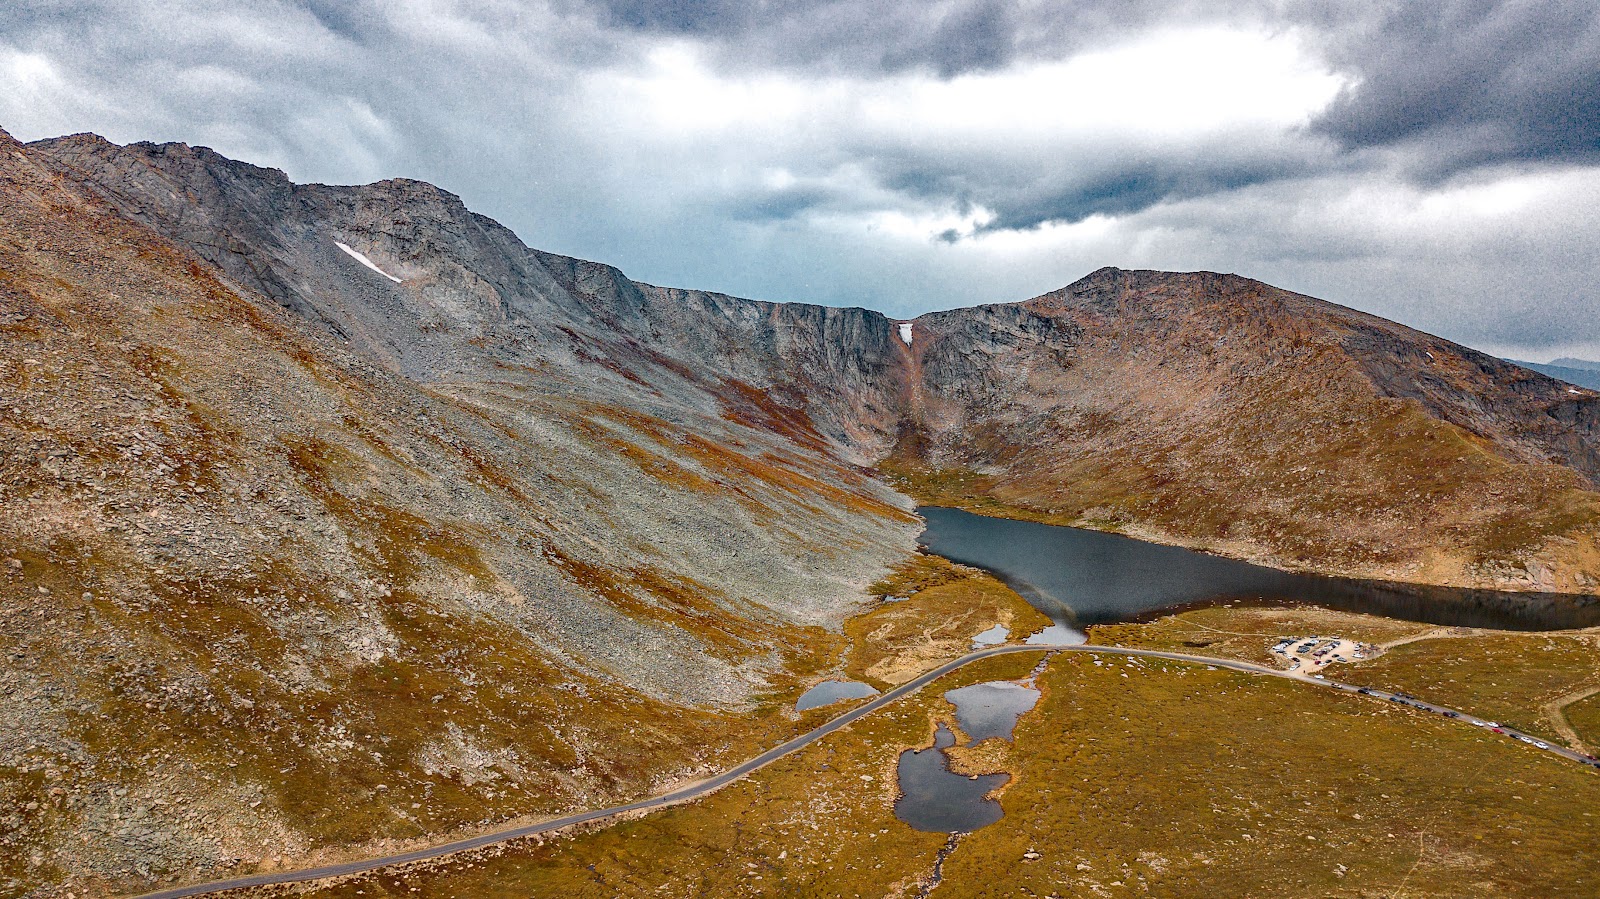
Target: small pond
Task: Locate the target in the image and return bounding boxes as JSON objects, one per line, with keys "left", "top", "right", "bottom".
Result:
{"left": 1026, "top": 623, "right": 1087, "bottom": 645}
{"left": 894, "top": 723, "right": 1008, "bottom": 833}
{"left": 944, "top": 681, "right": 1041, "bottom": 742}
{"left": 795, "top": 679, "right": 878, "bottom": 711}
{"left": 971, "top": 624, "right": 1009, "bottom": 647}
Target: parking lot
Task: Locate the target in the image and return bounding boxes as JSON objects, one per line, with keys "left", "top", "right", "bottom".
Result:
{"left": 1270, "top": 635, "right": 1376, "bottom": 674}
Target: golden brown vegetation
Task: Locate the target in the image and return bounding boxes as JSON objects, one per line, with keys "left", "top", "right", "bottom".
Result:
{"left": 884, "top": 314, "right": 1600, "bottom": 593}
{"left": 278, "top": 624, "right": 1600, "bottom": 898}
{"left": 845, "top": 555, "right": 1051, "bottom": 685}
{"left": 1093, "top": 607, "right": 1600, "bottom": 749}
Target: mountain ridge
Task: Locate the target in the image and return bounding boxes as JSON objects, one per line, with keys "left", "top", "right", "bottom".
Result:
{"left": 0, "top": 124, "right": 928, "bottom": 892}
{"left": 1509, "top": 359, "right": 1600, "bottom": 392}
{"left": 23, "top": 130, "right": 1600, "bottom": 592}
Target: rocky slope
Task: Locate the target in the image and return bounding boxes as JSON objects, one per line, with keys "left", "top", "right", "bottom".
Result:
{"left": 0, "top": 129, "right": 918, "bottom": 896}
{"left": 896, "top": 268, "right": 1600, "bottom": 591}
{"left": 4, "top": 128, "right": 1600, "bottom": 895}
{"left": 23, "top": 134, "right": 911, "bottom": 465}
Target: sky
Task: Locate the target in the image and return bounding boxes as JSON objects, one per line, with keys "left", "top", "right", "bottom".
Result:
{"left": 2, "top": 0, "right": 1597, "bottom": 360}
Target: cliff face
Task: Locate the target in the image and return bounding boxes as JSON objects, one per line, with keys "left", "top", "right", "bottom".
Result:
{"left": 6, "top": 130, "right": 1600, "bottom": 894}
{"left": 27, "top": 134, "right": 911, "bottom": 462}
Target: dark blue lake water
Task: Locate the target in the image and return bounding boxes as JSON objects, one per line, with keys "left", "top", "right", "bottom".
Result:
{"left": 918, "top": 506, "right": 1600, "bottom": 631}
{"left": 893, "top": 724, "right": 1008, "bottom": 833}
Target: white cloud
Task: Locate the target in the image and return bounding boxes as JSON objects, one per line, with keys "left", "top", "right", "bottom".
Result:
{"left": 863, "top": 26, "right": 1344, "bottom": 140}
{"left": 0, "top": 48, "right": 114, "bottom": 138}
{"left": 599, "top": 26, "right": 1344, "bottom": 144}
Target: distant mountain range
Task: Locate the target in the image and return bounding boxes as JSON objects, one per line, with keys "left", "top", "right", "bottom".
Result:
{"left": 1510, "top": 358, "right": 1600, "bottom": 391}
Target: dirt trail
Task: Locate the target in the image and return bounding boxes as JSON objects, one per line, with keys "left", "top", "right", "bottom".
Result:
{"left": 1378, "top": 627, "right": 1470, "bottom": 651}
{"left": 1543, "top": 684, "right": 1600, "bottom": 755}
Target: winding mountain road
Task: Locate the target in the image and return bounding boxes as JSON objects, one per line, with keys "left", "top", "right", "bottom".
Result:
{"left": 132, "top": 643, "right": 1600, "bottom": 899}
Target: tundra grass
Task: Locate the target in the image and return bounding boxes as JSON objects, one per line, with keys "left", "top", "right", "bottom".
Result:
{"left": 1090, "top": 605, "right": 1434, "bottom": 668}
{"left": 283, "top": 648, "right": 1600, "bottom": 898}
{"left": 845, "top": 554, "right": 1052, "bottom": 686}
{"left": 1098, "top": 608, "right": 1600, "bottom": 746}
{"left": 939, "top": 653, "right": 1600, "bottom": 898}
{"left": 1567, "top": 690, "right": 1600, "bottom": 751}
{"left": 285, "top": 654, "right": 1041, "bottom": 899}
{"left": 1333, "top": 633, "right": 1600, "bottom": 744}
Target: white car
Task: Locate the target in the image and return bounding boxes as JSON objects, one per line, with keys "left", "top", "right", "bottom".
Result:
{"left": 1534, "top": 741, "right": 1550, "bottom": 750}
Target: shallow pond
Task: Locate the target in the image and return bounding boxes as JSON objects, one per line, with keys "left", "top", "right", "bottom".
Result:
{"left": 970, "top": 624, "right": 1009, "bottom": 647}
{"left": 795, "top": 679, "right": 878, "bottom": 711}
{"left": 944, "top": 681, "right": 1041, "bottom": 742}
{"left": 893, "top": 724, "right": 1008, "bottom": 833}
{"left": 918, "top": 506, "right": 1600, "bottom": 631}
{"left": 1026, "top": 623, "right": 1087, "bottom": 645}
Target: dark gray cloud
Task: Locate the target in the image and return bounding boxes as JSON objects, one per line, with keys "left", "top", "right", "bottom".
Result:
{"left": 295, "top": 0, "right": 383, "bottom": 42}
{"left": 895, "top": 0, "right": 1019, "bottom": 77}
{"left": 1308, "top": 1, "right": 1600, "bottom": 173}
{"left": 0, "top": 0, "right": 1597, "bottom": 359}
{"left": 594, "top": 0, "right": 777, "bottom": 34}
{"left": 585, "top": 0, "right": 1224, "bottom": 77}
{"left": 879, "top": 154, "right": 1317, "bottom": 233}
{"left": 718, "top": 184, "right": 839, "bottom": 223}
{"left": 588, "top": 0, "right": 1600, "bottom": 178}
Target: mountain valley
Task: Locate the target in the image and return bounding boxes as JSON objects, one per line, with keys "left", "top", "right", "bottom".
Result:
{"left": 4, "top": 127, "right": 1600, "bottom": 897}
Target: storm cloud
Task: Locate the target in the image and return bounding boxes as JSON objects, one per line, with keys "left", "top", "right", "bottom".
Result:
{"left": 1309, "top": 2, "right": 1600, "bottom": 173}
{"left": 1, "top": 0, "right": 1596, "bottom": 359}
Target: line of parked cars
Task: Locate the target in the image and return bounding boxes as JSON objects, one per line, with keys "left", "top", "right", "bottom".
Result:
{"left": 1387, "top": 695, "right": 1600, "bottom": 768}
{"left": 1286, "top": 640, "right": 1600, "bottom": 772}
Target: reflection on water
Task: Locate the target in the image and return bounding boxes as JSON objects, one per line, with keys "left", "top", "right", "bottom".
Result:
{"left": 795, "top": 680, "right": 877, "bottom": 711}
{"left": 918, "top": 506, "right": 1600, "bottom": 631}
{"left": 971, "top": 624, "right": 1009, "bottom": 647}
{"left": 894, "top": 724, "right": 1008, "bottom": 833}
{"left": 1026, "top": 623, "right": 1087, "bottom": 645}
{"left": 944, "top": 682, "right": 1041, "bottom": 742}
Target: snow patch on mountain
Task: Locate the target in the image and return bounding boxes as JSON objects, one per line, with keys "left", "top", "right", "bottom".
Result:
{"left": 335, "top": 241, "right": 403, "bottom": 283}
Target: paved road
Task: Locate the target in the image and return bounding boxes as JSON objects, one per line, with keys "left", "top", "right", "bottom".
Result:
{"left": 132, "top": 643, "right": 1600, "bottom": 899}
